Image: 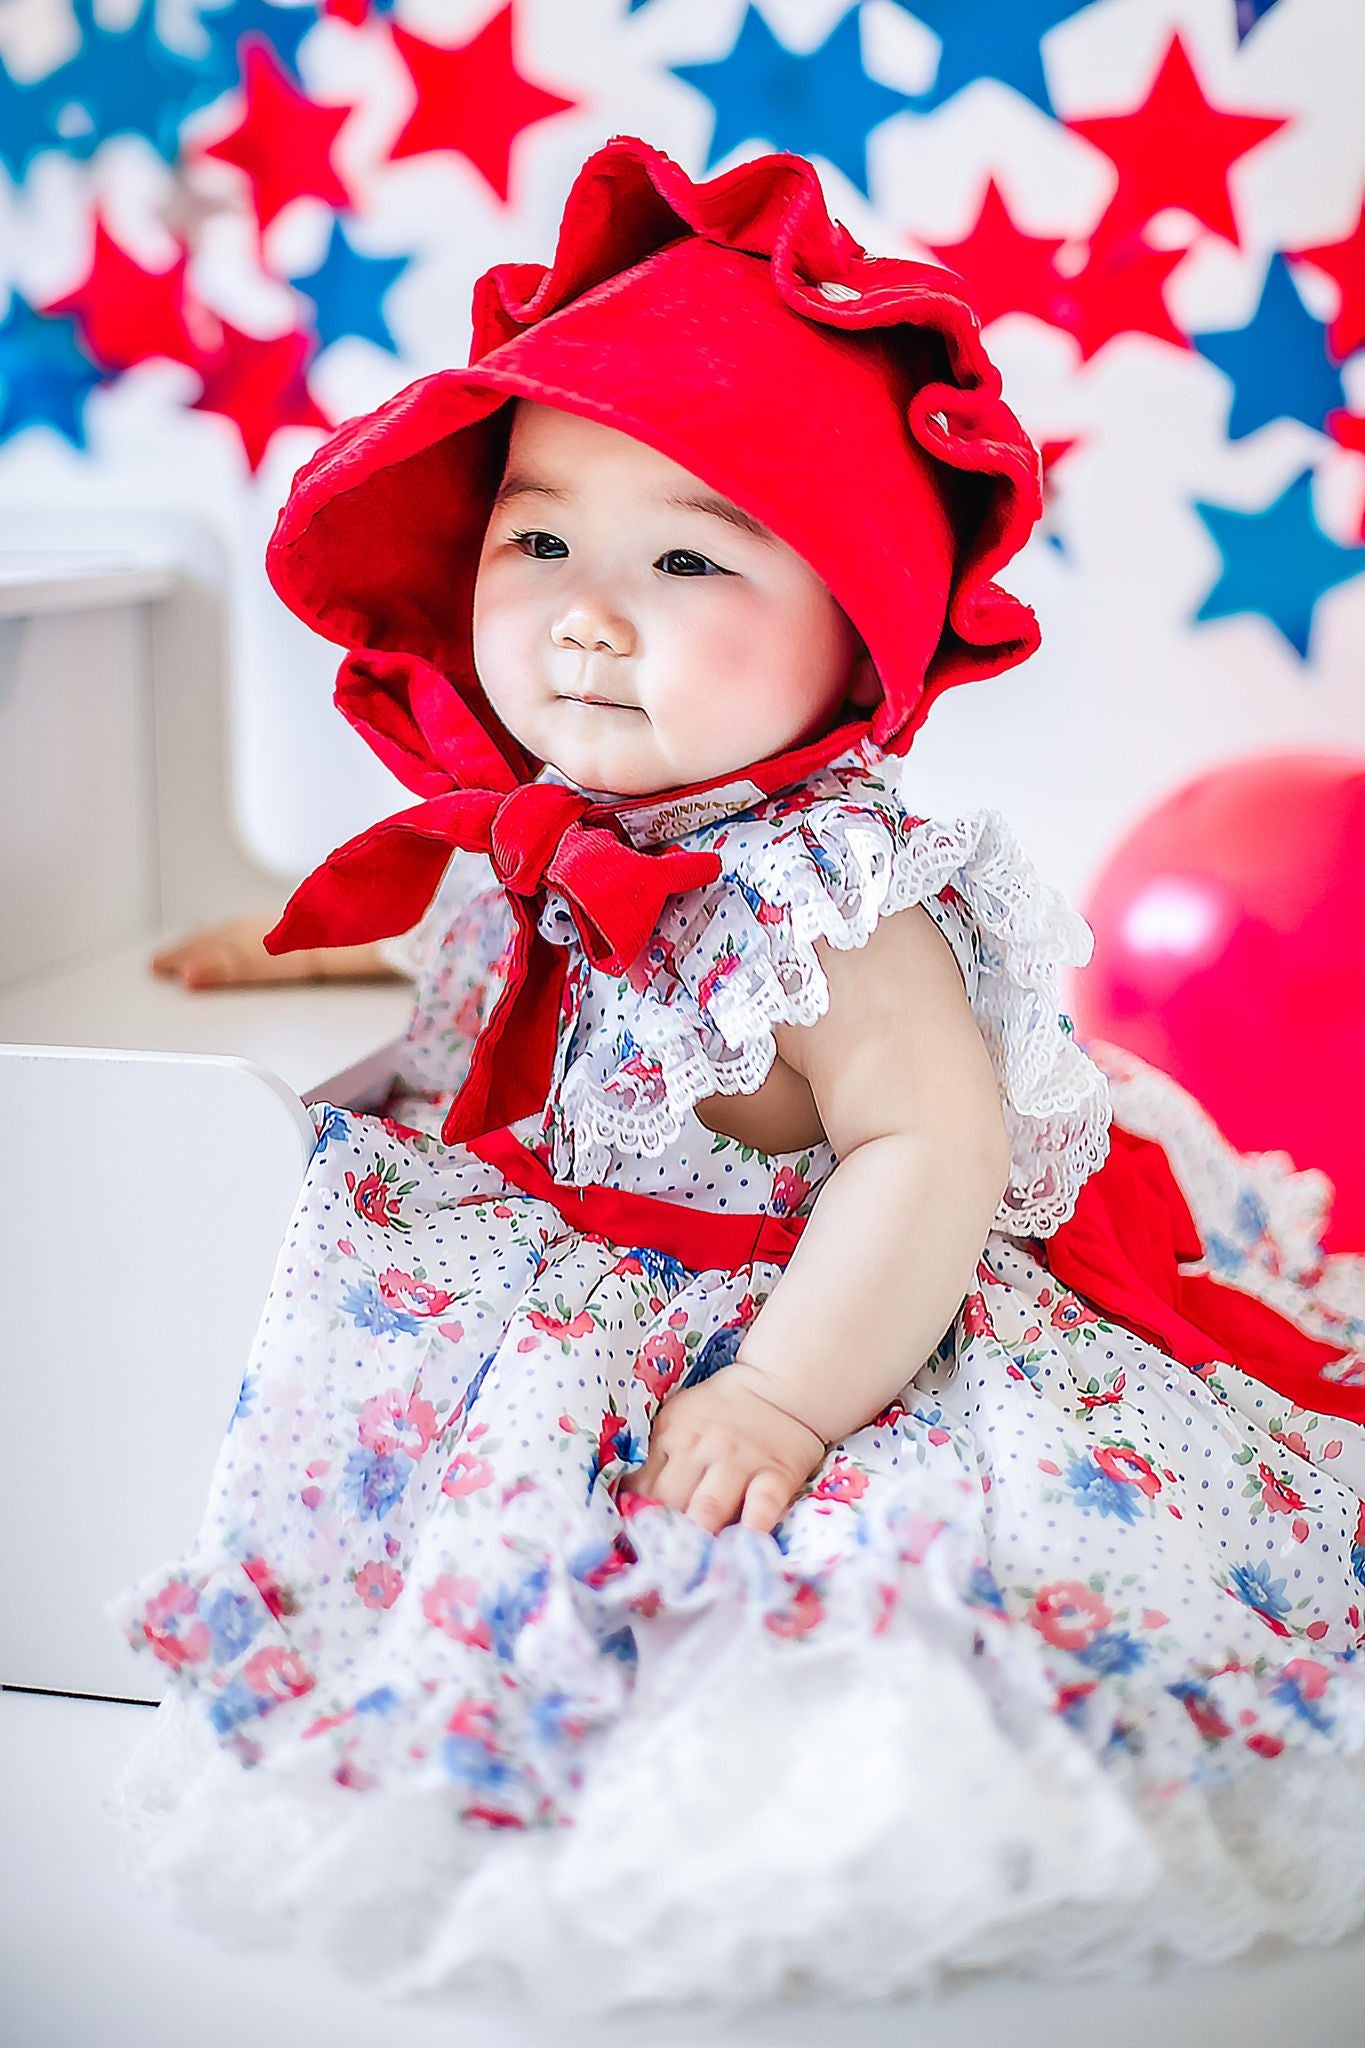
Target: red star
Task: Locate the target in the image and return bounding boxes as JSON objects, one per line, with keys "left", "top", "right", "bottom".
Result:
{"left": 1067, "top": 34, "right": 1287, "bottom": 250}
{"left": 1290, "top": 201, "right": 1365, "bottom": 362}
{"left": 387, "top": 1, "right": 579, "bottom": 204}
{"left": 201, "top": 35, "right": 354, "bottom": 232}
{"left": 1050, "top": 230, "right": 1191, "bottom": 362}
{"left": 1040, "top": 437, "right": 1080, "bottom": 485}
{"left": 43, "top": 215, "right": 212, "bottom": 371}
{"left": 1037, "top": 437, "right": 1082, "bottom": 543}
{"left": 926, "top": 179, "right": 1070, "bottom": 329}
{"left": 189, "top": 322, "right": 331, "bottom": 474}
{"left": 1329, "top": 410, "right": 1365, "bottom": 457}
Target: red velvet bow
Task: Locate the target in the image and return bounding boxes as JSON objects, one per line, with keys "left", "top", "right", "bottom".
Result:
{"left": 264, "top": 650, "right": 722, "bottom": 1143}
{"left": 1045, "top": 1121, "right": 1365, "bottom": 1424}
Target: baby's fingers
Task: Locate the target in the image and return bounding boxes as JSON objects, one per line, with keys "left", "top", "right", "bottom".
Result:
{"left": 680, "top": 1458, "right": 753, "bottom": 1535}
{"left": 150, "top": 915, "right": 291, "bottom": 990}
{"left": 626, "top": 1439, "right": 738, "bottom": 1532}
{"left": 617, "top": 1446, "right": 677, "bottom": 1509}
{"left": 160, "top": 942, "right": 239, "bottom": 989}
{"left": 150, "top": 936, "right": 205, "bottom": 977}
{"left": 738, "top": 1470, "right": 797, "bottom": 1536}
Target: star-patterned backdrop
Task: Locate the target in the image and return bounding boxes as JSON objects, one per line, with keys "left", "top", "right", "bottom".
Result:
{"left": 0, "top": 0, "right": 1361, "bottom": 900}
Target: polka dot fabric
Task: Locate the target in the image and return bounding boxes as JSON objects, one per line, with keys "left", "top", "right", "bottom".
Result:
{"left": 102, "top": 746, "right": 1365, "bottom": 2015}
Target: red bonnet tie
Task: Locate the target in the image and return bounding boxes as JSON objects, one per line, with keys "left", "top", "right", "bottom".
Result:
{"left": 263, "top": 651, "right": 723, "bottom": 1144}
{"left": 440, "top": 782, "right": 723, "bottom": 1144}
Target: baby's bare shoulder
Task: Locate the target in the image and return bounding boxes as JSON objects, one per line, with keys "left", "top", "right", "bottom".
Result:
{"left": 772, "top": 901, "right": 1008, "bottom": 1167}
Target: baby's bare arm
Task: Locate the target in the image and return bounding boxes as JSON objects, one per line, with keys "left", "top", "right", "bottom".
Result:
{"left": 726, "top": 903, "right": 1011, "bottom": 1447}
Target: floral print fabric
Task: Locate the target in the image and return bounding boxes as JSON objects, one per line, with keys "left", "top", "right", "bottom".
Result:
{"left": 103, "top": 747, "right": 1365, "bottom": 2010}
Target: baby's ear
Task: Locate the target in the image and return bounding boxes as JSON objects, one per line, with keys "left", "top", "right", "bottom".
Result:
{"left": 846, "top": 643, "right": 881, "bottom": 709}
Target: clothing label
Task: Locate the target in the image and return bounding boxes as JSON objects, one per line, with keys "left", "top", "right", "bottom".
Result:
{"left": 619, "top": 778, "right": 768, "bottom": 846}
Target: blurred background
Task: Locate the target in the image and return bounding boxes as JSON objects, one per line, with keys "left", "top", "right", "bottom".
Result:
{"left": 0, "top": 0, "right": 1362, "bottom": 1235}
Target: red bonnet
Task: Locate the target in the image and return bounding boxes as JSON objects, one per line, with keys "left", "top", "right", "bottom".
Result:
{"left": 260, "top": 136, "right": 1045, "bottom": 1144}
{"left": 266, "top": 133, "right": 1043, "bottom": 798}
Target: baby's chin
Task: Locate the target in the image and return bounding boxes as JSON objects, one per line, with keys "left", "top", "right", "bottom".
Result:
{"left": 523, "top": 701, "right": 680, "bottom": 798}
{"left": 548, "top": 751, "right": 682, "bottom": 801}
{"left": 492, "top": 686, "right": 857, "bottom": 799}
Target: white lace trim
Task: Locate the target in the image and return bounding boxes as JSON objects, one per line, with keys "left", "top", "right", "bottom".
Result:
{"left": 554, "top": 796, "right": 1112, "bottom": 1237}
{"left": 103, "top": 1478, "right": 1365, "bottom": 2017}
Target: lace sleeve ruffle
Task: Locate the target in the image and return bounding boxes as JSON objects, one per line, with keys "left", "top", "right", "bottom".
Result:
{"left": 553, "top": 797, "right": 1112, "bottom": 1237}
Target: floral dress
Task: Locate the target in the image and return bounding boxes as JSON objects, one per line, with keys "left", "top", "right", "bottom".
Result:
{"left": 104, "top": 733, "right": 1365, "bottom": 2015}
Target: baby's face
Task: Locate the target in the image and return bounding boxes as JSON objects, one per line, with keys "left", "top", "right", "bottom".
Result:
{"left": 472, "top": 400, "right": 877, "bottom": 797}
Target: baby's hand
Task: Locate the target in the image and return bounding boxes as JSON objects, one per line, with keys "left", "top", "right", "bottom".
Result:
{"left": 151, "top": 915, "right": 399, "bottom": 989}
{"left": 152, "top": 914, "right": 285, "bottom": 989}
{"left": 617, "top": 1365, "right": 827, "bottom": 1536}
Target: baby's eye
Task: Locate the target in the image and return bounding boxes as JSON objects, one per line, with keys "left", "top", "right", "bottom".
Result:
{"left": 509, "top": 532, "right": 732, "bottom": 573}
{"left": 510, "top": 530, "right": 567, "bottom": 559}
{"left": 656, "top": 548, "right": 726, "bottom": 577}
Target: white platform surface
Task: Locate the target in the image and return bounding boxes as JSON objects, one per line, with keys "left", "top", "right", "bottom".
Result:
{"left": 5, "top": 1687, "right": 1365, "bottom": 2048}
{"left": 0, "top": 933, "right": 412, "bottom": 1100}
{"left": 0, "top": 549, "right": 174, "bottom": 617}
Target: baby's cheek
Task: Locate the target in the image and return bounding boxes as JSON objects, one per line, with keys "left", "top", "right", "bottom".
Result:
{"left": 473, "top": 608, "right": 538, "bottom": 722}
{"left": 473, "top": 561, "right": 536, "bottom": 652}
{"left": 654, "top": 629, "right": 786, "bottom": 741}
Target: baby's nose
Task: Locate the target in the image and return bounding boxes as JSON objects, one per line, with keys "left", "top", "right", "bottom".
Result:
{"left": 552, "top": 597, "right": 636, "bottom": 655}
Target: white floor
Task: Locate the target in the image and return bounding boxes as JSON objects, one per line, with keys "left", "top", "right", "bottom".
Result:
{"left": 6, "top": 1687, "right": 1365, "bottom": 2048}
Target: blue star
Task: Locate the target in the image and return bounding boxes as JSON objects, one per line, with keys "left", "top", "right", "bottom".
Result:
{"left": 670, "top": 4, "right": 916, "bottom": 198}
{"left": 184, "top": 0, "right": 320, "bottom": 111}
{"left": 0, "top": 295, "right": 106, "bottom": 448}
{"left": 289, "top": 217, "right": 409, "bottom": 355}
{"left": 0, "top": 59, "right": 53, "bottom": 184}
{"left": 889, "top": 0, "right": 1097, "bottom": 116}
{"left": 1193, "top": 468, "right": 1365, "bottom": 661}
{"left": 1234, "top": 0, "right": 1282, "bottom": 41}
{"left": 1195, "top": 253, "right": 1346, "bottom": 441}
{"left": 18, "top": 0, "right": 207, "bottom": 169}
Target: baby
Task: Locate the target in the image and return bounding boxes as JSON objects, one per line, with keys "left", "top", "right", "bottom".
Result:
{"left": 475, "top": 398, "right": 1010, "bottom": 1532}
{"left": 109, "top": 135, "right": 1365, "bottom": 2011}
{"left": 161, "top": 392, "right": 1011, "bottom": 1535}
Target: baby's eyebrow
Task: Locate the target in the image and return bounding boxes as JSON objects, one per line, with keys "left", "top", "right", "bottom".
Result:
{"left": 662, "top": 490, "right": 778, "bottom": 545}
{"left": 493, "top": 472, "right": 568, "bottom": 507}
{"left": 492, "top": 470, "right": 776, "bottom": 545}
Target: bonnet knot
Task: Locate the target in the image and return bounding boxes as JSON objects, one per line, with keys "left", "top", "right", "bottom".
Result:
{"left": 488, "top": 782, "right": 596, "bottom": 895}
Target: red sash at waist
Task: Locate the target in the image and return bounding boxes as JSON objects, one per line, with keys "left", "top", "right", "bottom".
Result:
{"left": 464, "top": 1126, "right": 809, "bottom": 1272}
{"left": 470, "top": 1122, "right": 1365, "bottom": 1421}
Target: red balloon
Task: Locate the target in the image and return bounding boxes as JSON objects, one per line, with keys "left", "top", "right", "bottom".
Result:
{"left": 1067, "top": 752, "right": 1365, "bottom": 1255}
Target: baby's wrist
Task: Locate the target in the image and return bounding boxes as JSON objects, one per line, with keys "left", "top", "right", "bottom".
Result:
{"left": 726, "top": 1353, "right": 829, "bottom": 1450}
